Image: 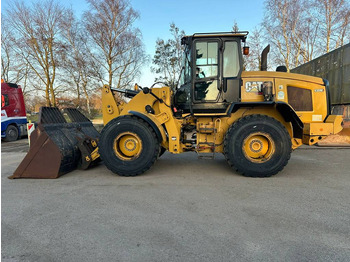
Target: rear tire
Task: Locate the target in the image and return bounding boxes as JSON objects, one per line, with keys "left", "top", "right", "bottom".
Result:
{"left": 99, "top": 116, "right": 160, "bottom": 176}
{"left": 4, "top": 125, "right": 19, "bottom": 142}
{"left": 224, "top": 114, "right": 292, "bottom": 177}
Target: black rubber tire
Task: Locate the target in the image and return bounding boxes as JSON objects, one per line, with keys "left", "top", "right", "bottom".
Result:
{"left": 99, "top": 116, "right": 160, "bottom": 176}
{"left": 224, "top": 114, "right": 292, "bottom": 177}
{"left": 4, "top": 125, "right": 19, "bottom": 142}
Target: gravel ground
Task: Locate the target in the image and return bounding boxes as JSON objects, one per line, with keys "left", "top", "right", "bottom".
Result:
{"left": 2, "top": 139, "right": 350, "bottom": 262}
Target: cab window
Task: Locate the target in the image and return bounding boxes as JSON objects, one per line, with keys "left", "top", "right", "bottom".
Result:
{"left": 195, "top": 42, "right": 218, "bottom": 79}
{"left": 194, "top": 41, "right": 219, "bottom": 101}
{"left": 223, "top": 41, "right": 240, "bottom": 77}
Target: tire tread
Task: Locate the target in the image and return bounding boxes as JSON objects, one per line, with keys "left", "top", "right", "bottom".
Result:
{"left": 224, "top": 114, "right": 292, "bottom": 177}
{"left": 99, "top": 115, "right": 160, "bottom": 176}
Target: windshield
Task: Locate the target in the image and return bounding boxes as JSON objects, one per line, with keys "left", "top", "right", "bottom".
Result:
{"left": 180, "top": 45, "right": 191, "bottom": 86}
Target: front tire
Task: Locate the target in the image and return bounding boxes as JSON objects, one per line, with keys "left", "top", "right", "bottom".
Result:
{"left": 4, "top": 125, "right": 19, "bottom": 142}
{"left": 224, "top": 114, "right": 292, "bottom": 177}
{"left": 99, "top": 116, "right": 160, "bottom": 176}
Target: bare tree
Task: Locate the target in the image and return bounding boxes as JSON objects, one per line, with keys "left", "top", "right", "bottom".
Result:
{"left": 336, "top": 10, "right": 350, "bottom": 47}
{"left": 232, "top": 20, "right": 240, "bottom": 32}
{"left": 1, "top": 16, "right": 32, "bottom": 92}
{"left": 263, "top": 0, "right": 306, "bottom": 71}
{"left": 83, "top": 0, "right": 146, "bottom": 89}
{"left": 152, "top": 23, "right": 185, "bottom": 89}
{"left": 312, "top": 0, "right": 350, "bottom": 52}
{"left": 262, "top": 0, "right": 350, "bottom": 72}
{"left": 6, "top": 0, "right": 68, "bottom": 106}
{"left": 61, "top": 10, "right": 101, "bottom": 114}
{"left": 298, "top": 13, "right": 320, "bottom": 63}
{"left": 231, "top": 22, "right": 264, "bottom": 71}
{"left": 1, "top": 18, "right": 12, "bottom": 83}
{"left": 244, "top": 27, "right": 265, "bottom": 71}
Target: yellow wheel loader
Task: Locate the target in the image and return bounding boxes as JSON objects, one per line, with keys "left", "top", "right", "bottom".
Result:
{"left": 98, "top": 32, "right": 343, "bottom": 177}
{"left": 11, "top": 32, "right": 343, "bottom": 179}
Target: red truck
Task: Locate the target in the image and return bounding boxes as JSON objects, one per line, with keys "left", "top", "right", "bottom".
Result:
{"left": 1, "top": 81, "right": 28, "bottom": 141}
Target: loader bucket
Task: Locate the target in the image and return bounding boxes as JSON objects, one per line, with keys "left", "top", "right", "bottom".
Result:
{"left": 9, "top": 107, "right": 100, "bottom": 179}
{"left": 317, "top": 105, "right": 350, "bottom": 147}
{"left": 317, "top": 127, "right": 350, "bottom": 146}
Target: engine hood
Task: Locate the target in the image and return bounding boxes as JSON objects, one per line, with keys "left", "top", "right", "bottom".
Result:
{"left": 242, "top": 71, "right": 324, "bottom": 85}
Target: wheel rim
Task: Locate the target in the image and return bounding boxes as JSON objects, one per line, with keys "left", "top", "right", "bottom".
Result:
{"left": 242, "top": 132, "right": 275, "bottom": 163}
{"left": 113, "top": 132, "right": 143, "bottom": 160}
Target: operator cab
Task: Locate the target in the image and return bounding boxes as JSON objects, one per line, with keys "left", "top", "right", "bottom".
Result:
{"left": 174, "top": 32, "right": 248, "bottom": 114}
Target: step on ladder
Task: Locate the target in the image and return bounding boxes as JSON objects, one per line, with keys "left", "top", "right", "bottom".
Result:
{"left": 195, "top": 119, "right": 221, "bottom": 159}
{"left": 196, "top": 142, "right": 216, "bottom": 159}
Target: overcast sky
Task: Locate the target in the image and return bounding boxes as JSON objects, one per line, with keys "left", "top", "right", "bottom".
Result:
{"left": 2, "top": 0, "right": 265, "bottom": 86}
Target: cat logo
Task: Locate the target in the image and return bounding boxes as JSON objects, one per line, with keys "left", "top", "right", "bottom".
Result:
{"left": 245, "top": 81, "right": 263, "bottom": 93}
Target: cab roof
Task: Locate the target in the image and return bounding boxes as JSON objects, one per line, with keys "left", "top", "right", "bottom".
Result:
{"left": 181, "top": 31, "right": 248, "bottom": 45}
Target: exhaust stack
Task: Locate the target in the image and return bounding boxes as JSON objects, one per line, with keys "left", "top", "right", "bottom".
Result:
{"left": 260, "top": 44, "right": 270, "bottom": 71}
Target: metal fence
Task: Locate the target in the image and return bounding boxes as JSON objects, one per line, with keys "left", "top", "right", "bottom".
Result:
{"left": 291, "top": 43, "right": 350, "bottom": 105}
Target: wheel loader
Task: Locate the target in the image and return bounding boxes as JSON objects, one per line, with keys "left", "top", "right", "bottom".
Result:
{"left": 11, "top": 32, "right": 343, "bottom": 179}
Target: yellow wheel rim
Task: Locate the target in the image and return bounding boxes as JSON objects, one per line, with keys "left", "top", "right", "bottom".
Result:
{"left": 113, "top": 132, "right": 143, "bottom": 160}
{"left": 242, "top": 132, "right": 275, "bottom": 163}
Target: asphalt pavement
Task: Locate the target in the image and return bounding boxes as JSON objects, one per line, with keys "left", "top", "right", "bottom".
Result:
{"left": 1, "top": 139, "right": 350, "bottom": 262}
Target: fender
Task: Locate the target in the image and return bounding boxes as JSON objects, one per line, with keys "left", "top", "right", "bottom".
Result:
{"left": 228, "top": 101, "right": 304, "bottom": 139}
{"left": 128, "top": 111, "right": 167, "bottom": 143}
{"left": 275, "top": 102, "right": 303, "bottom": 139}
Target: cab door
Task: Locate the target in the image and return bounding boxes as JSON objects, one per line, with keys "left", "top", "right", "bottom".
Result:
{"left": 193, "top": 40, "right": 220, "bottom": 102}
{"left": 192, "top": 39, "right": 242, "bottom": 104}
